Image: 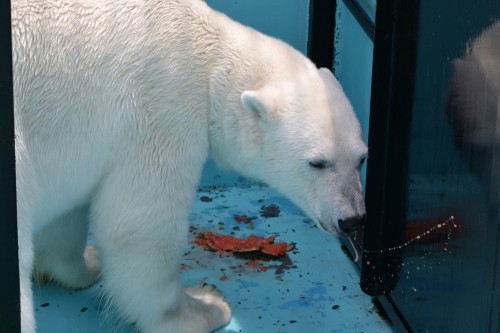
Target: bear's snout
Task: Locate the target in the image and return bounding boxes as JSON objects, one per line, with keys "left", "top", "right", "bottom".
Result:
{"left": 338, "top": 215, "right": 366, "bottom": 234}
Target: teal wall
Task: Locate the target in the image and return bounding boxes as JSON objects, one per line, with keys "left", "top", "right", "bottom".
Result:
{"left": 206, "top": 0, "right": 310, "bottom": 54}
{"left": 333, "top": 2, "right": 374, "bottom": 186}
{"left": 333, "top": 1, "right": 373, "bottom": 143}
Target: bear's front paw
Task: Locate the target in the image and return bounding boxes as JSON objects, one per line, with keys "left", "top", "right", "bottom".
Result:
{"left": 184, "top": 284, "right": 231, "bottom": 331}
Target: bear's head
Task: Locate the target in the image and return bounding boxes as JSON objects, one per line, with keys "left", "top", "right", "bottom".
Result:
{"left": 211, "top": 66, "right": 368, "bottom": 236}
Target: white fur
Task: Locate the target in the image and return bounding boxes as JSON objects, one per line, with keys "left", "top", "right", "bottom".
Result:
{"left": 12, "top": 0, "right": 367, "bottom": 332}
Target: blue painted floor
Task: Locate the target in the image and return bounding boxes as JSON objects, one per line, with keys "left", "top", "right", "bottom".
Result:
{"left": 34, "top": 164, "right": 394, "bottom": 333}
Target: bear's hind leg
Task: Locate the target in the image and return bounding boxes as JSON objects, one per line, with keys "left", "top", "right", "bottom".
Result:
{"left": 34, "top": 205, "right": 100, "bottom": 289}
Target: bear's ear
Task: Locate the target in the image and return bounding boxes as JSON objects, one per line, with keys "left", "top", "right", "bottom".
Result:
{"left": 318, "top": 67, "right": 334, "bottom": 78}
{"left": 241, "top": 90, "right": 276, "bottom": 119}
{"left": 318, "top": 67, "right": 341, "bottom": 89}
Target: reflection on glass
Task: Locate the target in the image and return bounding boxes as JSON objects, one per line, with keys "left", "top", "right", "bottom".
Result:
{"left": 447, "top": 21, "right": 500, "bottom": 200}
{"left": 395, "top": 17, "right": 500, "bottom": 333}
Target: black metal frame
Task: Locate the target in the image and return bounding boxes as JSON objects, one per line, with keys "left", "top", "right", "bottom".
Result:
{"left": 361, "top": 0, "right": 420, "bottom": 299}
{"left": 308, "top": 0, "right": 375, "bottom": 68}
{"left": 0, "top": 0, "right": 21, "bottom": 332}
{"left": 308, "top": 0, "right": 336, "bottom": 69}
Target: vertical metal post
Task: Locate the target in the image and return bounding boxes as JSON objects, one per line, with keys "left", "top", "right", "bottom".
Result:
{"left": 0, "top": 0, "right": 21, "bottom": 331}
{"left": 307, "top": 0, "right": 336, "bottom": 69}
{"left": 360, "top": 0, "right": 420, "bottom": 296}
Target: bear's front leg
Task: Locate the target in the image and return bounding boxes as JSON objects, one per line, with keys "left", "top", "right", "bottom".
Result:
{"left": 91, "top": 169, "right": 230, "bottom": 333}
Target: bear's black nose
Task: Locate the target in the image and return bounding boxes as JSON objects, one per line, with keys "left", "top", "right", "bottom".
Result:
{"left": 338, "top": 215, "right": 366, "bottom": 234}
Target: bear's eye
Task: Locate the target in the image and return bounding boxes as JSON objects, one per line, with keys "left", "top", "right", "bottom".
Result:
{"left": 309, "top": 160, "right": 328, "bottom": 170}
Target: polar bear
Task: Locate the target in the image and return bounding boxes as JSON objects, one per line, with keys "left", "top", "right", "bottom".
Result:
{"left": 12, "top": 0, "right": 368, "bottom": 332}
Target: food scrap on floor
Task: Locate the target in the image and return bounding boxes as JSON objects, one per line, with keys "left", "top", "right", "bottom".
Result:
{"left": 195, "top": 231, "right": 295, "bottom": 257}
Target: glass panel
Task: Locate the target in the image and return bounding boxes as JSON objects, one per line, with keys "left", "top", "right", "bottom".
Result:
{"left": 391, "top": 1, "right": 500, "bottom": 332}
